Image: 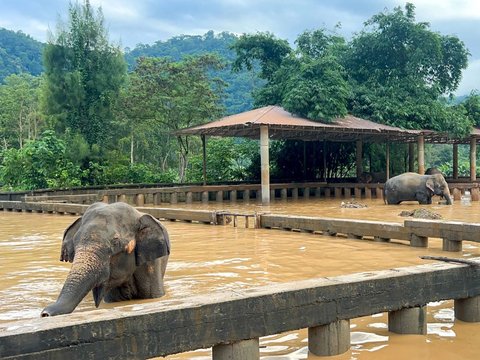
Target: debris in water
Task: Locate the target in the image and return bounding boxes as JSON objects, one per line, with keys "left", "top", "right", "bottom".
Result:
{"left": 399, "top": 208, "right": 442, "bottom": 219}
{"left": 341, "top": 200, "right": 368, "bottom": 208}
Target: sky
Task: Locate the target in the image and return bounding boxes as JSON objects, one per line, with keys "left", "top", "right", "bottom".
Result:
{"left": 0, "top": 0, "right": 478, "bottom": 95}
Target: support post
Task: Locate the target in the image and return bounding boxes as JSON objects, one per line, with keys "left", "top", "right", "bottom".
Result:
{"left": 470, "top": 137, "right": 476, "bottom": 181}
{"left": 453, "top": 143, "right": 459, "bottom": 179}
{"left": 386, "top": 142, "right": 390, "bottom": 180}
{"left": 455, "top": 295, "right": 480, "bottom": 322}
{"left": 356, "top": 139, "right": 363, "bottom": 179}
{"left": 408, "top": 142, "right": 415, "bottom": 172}
{"left": 417, "top": 135, "right": 425, "bottom": 175}
{"left": 388, "top": 306, "right": 427, "bottom": 334}
{"left": 260, "top": 125, "right": 270, "bottom": 205}
{"left": 442, "top": 238, "right": 462, "bottom": 252}
{"left": 212, "top": 338, "right": 259, "bottom": 360}
{"left": 201, "top": 135, "right": 207, "bottom": 186}
{"left": 308, "top": 319, "right": 350, "bottom": 356}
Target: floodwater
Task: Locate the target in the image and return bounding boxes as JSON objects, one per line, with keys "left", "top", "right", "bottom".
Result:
{"left": 1, "top": 197, "right": 480, "bottom": 359}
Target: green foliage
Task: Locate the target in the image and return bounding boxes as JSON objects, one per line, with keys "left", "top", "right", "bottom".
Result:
{"left": 126, "top": 31, "right": 257, "bottom": 114}
{"left": 345, "top": 3, "right": 471, "bottom": 138}
{"left": 42, "top": 0, "right": 127, "bottom": 146}
{"left": 0, "top": 28, "right": 44, "bottom": 82}
{"left": 0, "top": 130, "right": 82, "bottom": 190}
{"left": 0, "top": 73, "right": 44, "bottom": 149}
{"left": 186, "top": 138, "right": 258, "bottom": 182}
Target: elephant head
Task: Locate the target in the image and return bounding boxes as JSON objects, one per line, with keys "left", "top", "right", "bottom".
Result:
{"left": 41, "top": 202, "right": 170, "bottom": 317}
{"left": 426, "top": 173, "right": 452, "bottom": 204}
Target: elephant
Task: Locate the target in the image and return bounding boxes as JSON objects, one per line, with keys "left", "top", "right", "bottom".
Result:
{"left": 425, "top": 167, "right": 442, "bottom": 175}
{"left": 41, "top": 202, "right": 170, "bottom": 317}
{"left": 383, "top": 172, "right": 452, "bottom": 205}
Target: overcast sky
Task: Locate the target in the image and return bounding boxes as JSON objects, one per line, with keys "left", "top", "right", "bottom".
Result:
{"left": 0, "top": 0, "right": 478, "bottom": 95}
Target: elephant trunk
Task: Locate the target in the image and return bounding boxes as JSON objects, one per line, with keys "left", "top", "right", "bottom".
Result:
{"left": 41, "top": 250, "right": 108, "bottom": 317}
{"left": 444, "top": 192, "right": 453, "bottom": 205}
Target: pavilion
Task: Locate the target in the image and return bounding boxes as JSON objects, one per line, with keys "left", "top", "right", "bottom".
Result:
{"left": 178, "top": 106, "right": 479, "bottom": 204}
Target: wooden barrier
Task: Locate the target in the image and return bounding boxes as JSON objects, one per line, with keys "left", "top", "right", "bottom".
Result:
{"left": 1, "top": 260, "right": 479, "bottom": 359}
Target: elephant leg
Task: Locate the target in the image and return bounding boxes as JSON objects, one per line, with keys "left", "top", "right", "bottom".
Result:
{"left": 104, "top": 279, "right": 138, "bottom": 302}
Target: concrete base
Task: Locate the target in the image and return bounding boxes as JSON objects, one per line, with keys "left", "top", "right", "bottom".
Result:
{"left": 455, "top": 295, "right": 480, "bottom": 322}
{"left": 212, "top": 338, "right": 259, "bottom": 360}
{"left": 443, "top": 238, "right": 462, "bottom": 252}
{"left": 410, "top": 234, "right": 428, "bottom": 247}
{"left": 388, "top": 306, "right": 427, "bottom": 334}
{"left": 308, "top": 319, "right": 350, "bottom": 356}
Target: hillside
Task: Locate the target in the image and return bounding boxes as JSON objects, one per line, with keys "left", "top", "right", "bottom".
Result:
{"left": 0, "top": 28, "right": 44, "bottom": 82}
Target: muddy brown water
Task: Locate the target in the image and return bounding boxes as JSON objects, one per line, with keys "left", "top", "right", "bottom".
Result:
{"left": 1, "top": 197, "right": 480, "bottom": 359}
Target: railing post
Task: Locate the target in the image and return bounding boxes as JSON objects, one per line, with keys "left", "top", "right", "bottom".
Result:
{"left": 455, "top": 295, "right": 480, "bottom": 322}
{"left": 212, "top": 338, "right": 259, "bottom": 360}
{"left": 308, "top": 319, "right": 350, "bottom": 356}
{"left": 388, "top": 306, "right": 427, "bottom": 334}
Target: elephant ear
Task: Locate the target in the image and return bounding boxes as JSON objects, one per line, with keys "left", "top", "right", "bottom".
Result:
{"left": 135, "top": 214, "right": 170, "bottom": 266}
{"left": 61, "top": 217, "right": 82, "bottom": 263}
{"left": 426, "top": 178, "right": 435, "bottom": 193}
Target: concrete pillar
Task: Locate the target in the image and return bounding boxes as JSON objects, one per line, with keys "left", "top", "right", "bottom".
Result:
{"left": 410, "top": 234, "right": 428, "bottom": 248}
{"left": 230, "top": 190, "right": 237, "bottom": 202}
{"left": 118, "top": 194, "right": 127, "bottom": 203}
{"left": 388, "top": 306, "right": 427, "bottom": 334}
{"left": 292, "top": 188, "right": 298, "bottom": 200}
{"left": 303, "top": 187, "right": 310, "bottom": 199}
{"left": 308, "top": 319, "right": 350, "bottom": 356}
{"left": 135, "top": 194, "right": 145, "bottom": 207}
{"left": 354, "top": 187, "right": 362, "bottom": 199}
{"left": 442, "top": 238, "right": 462, "bottom": 252}
{"left": 408, "top": 142, "right": 415, "bottom": 172}
{"left": 102, "top": 195, "right": 109, "bottom": 203}
{"left": 260, "top": 125, "right": 270, "bottom": 205}
{"left": 335, "top": 187, "right": 342, "bottom": 198}
{"left": 386, "top": 142, "right": 390, "bottom": 179}
{"left": 186, "top": 192, "right": 193, "bottom": 204}
{"left": 365, "top": 187, "right": 372, "bottom": 199}
{"left": 212, "top": 338, "right": 259, "bottom": 360}
{"left": 202, "top": 191, "right": 209, "bottom": 203}
{"left": 470, "top": 137, "right": 476, "bottom": 181}
{"left": 417, "top": 135, "right": 425, "bottom": 175}
{"left": 280, "top": 188, "right": 287, "bottom": 200}
{"left": 170, "top": 192, "right": 178, "bottom": 204}
{"left": 455, "top": 295, "right": 480, "bottom": 322}
{"left": 243, "top": 189, "right": 250, "bottom": 201}
{"left": 344, "top": 187, "right": 351, "bottom": 198}
{"left": 453, "top": 143, "right": 459, "bottom": 179}
{"left": 356, "top": 140, "right": 363, "bottom": 179}
{"left": 324, "top": 188, "right": 331, "bottom": 198}
{"left": 216, "top": 191, "right": 223, "bottom": 202}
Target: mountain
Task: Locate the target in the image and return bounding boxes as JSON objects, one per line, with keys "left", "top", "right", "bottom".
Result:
{"left": 0, "top": 28, "right": 44, "bottom": 82}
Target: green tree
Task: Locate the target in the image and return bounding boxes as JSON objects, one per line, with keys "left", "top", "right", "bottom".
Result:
{"left": 0, "top": 73, "right": 43, "bottom": 149}
{"left": 42, "top": 0, "right": 126, "bottom": 146}
{"left": 346, "top": 3, "right": 471, "bottom": 137}
{"left": 0, "top": 130, "right": 82, "bottom": 190}
{"left": 117, "top": 55, "right": 225, "bottom": 181}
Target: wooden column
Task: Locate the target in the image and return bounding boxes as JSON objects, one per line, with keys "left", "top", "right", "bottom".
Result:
{"left": 408, "top": 142, "right": 415, "bottom": 172}
{"left": 201, "top": 135, "right": 207, "bottom": 186}
{"left": 260, "top": 125, "right": 270, "bottom": 205}
{"left": 386, "top": 142, "right": 390, "bottom": 180}
{"left": 356, "top": 140, "right": 363, "bottom": 179}
{"left": 470, "top": 137, "right": 476, "bottom": 181}
{"left": 417, "top": 135, "right": 425, "bottom": 175}
{"left": 453, "top": 143, "right": 459, "bottom": 179}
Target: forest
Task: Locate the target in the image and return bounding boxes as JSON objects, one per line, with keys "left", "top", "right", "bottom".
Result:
{"left": 0, "top": 1, "right": 479, "bottom": 191}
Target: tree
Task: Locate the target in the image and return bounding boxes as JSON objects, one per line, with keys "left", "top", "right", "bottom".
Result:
{"left": 346, "top": 3, "right": 471, "bottom": 137}
{"left": 0, "top": 73, "right": 43, "bottom": 149}
{"left": 42, "top": 0, "right": 126, "bottom": 146}
{"left": 231, "top": 29, "right": 350, "bottom": 121}
{"left": 118, "top": 55, "right": 226, "bottom": 182}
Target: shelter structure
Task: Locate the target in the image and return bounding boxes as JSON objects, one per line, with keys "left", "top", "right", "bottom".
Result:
{"left": 177, "top": 106, "right": 480, "bottom": 204}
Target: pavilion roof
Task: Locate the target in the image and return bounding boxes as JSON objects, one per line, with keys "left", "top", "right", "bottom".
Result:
{"left": 177, "top": 105, "right": 478, "bottom": 144}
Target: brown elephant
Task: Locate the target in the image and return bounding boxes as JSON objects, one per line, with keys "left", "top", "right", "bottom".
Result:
{"left": 383, "top": 172, "right": 452, "bottom": 205}
{"left": 41, "top": 202, "right": 170, "bottom": 317}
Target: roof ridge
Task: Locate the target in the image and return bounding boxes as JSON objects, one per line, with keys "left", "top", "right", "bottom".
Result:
{"left": 250, "top": 105, "right": 276, "bottom": 124}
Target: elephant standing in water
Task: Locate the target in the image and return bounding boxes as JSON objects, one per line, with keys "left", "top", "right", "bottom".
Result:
{"left": 41, "top": 202, "right": 170, "bottom": 317}
{"left": 384, "top": 172, "right": 452, "bottom": 205}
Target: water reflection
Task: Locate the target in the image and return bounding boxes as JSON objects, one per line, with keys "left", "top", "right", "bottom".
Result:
{"left": 0, "top": 198, "right": 479, "bottom": 359}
